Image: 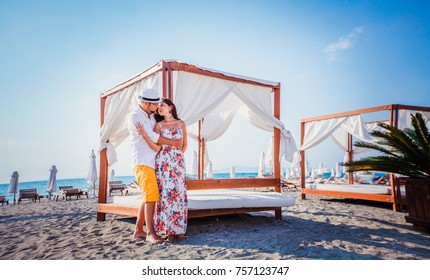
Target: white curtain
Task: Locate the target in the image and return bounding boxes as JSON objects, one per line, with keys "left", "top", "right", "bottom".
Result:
{"left": 173, "top": 71, "right": 236, "bottom": 126}
{"left": 100, "top": 73, "right": 160, "bottom": 165}
{"left": 330, "top": 120, "right": 389, "bottom": 153}
{"left": 301, "top": 115, "right": 379, "bottom": 152}
{"left": 398, "top": 109, "right": 430, "bottom": 130}
{"left": 340, "top": 115, "right": 376, "bottom": 143}
{"left": 173, "top": 71, "right": 297, "bottom": 162}
{"left": 235, "top": 84, "right": 297, "bottom": 161}
{"left": 300, "top": 117, "right": 347, "bottom": 151}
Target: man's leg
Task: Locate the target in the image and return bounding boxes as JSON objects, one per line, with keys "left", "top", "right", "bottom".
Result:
{"left": 133, "top": 201, "right": 146, "bottom": 239}
{"left": 145, "top": 201, "right": 163, "bottom": 244}
{"left": 134, "top": 165, "right": 163, "bottom": 243}
{"left": 133, "top": 166, "right": 147, "bottom": 239}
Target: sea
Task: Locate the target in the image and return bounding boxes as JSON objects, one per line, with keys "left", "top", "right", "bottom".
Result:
{"left": 0, "top": 172, "right": 258, "bottom": 201}
{"left": 0, "top": 171, "right": 386, "bottom": 202}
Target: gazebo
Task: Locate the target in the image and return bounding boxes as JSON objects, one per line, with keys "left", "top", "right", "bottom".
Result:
{"left": 96, "top": 60, "right": 297, "bottom": 221}
{"left": 298, "top": 104, "right": 430, "bottom": 211}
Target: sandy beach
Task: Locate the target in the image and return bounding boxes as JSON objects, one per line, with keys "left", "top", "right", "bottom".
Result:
{"left": 0, "top": 190, "right": 429, "bottom": 260}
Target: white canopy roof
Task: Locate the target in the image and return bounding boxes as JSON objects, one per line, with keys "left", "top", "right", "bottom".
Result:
{"left": 99, "top": 60, "right": 297, "bottom": 166}
{"left": 300, "top": 108, "right": 430, "bottom": 153}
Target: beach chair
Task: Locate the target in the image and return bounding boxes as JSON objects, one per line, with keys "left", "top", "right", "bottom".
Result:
{"left": 0, "top": 196, "right": 8, "bottom": 206}
{"left": 17, "top": 188, "right": 43, "bottom": 204}
{"left": 129, "top": 181, "right": 139, "bottom": 188}
{"left": 281, "top": 179, "right": 299, "bottom": 191}
{"left": 57, "top": 186, "right": 88, "bottom": 201}
{"left": 108, "top": 180, "right": 126, "bottom": 196}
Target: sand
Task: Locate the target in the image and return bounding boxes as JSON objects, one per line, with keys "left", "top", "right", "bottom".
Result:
{"left": 0, "top": 190, "right": 429, "bottom": 260}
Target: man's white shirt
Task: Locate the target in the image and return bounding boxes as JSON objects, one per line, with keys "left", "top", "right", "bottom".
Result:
{"left": 128, "top": 106, "right": 160, "bottom": 169}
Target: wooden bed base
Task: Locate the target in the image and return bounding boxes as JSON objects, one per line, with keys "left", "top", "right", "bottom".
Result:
{"left": 97, "top": 178, "right": 283, "bottom": 220}
{"left": 301, "top": 188, "right": 395, "bottom": 203}
{"left": 97, "top": 204, "right": 281, "bottom": 219}
{"left": 301, "top": 181, "right": 403, "bottom": 211}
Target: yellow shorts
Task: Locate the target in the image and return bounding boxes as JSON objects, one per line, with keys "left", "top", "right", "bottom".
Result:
{"left": 133, "top": 165, "right": 159, "bottom": 202}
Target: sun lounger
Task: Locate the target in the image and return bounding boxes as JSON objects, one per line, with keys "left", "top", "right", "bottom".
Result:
{"left": 281, "top": 179, "right": 299, "bottom": 191}
{"left": 57, "top": 186, "right": 88, "bottom": 201}
{"left": 108, "top": 180, "right": 126, "bottom": 196}
{"left": 0, "top": 196, "right": 8, "bottom": 206}
{"left": 17, "top": 188, "right": 43, "bottom": 204}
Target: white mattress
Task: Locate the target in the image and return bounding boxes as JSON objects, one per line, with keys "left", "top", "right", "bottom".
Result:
{"left": 306, "top": 183, "right": 399, "bottom": 195}
{"left": 113, "top": 189, "right": 296, "bottom": 210}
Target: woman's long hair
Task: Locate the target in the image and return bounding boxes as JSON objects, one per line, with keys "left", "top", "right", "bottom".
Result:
{"left": 154, "top": 98, "right": 180, "bottom": 122}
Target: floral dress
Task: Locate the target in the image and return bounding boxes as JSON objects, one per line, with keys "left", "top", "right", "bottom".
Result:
{"left": 154, "top": 120, "right": 188, "bottom": 236}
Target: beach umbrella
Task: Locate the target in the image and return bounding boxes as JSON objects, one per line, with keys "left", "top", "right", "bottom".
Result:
{"left": 204, "top": 146, "right": 210, "bottom": 171}
{"left": 47, "top": 165, "right": 58, "bottom": 192}
{"left": 190, "top": 150, "right": 198, "bottom": 178}
{"left": 230, "top": 166, "right": 235, "bottom": 178}
{"left": 311, "top": 168, "right": 317, "bottom": 179}
{"left": 206, "top": 161, "right": 213, "bottom": 179}
{"left": 342, "top": 152, "right": 349, "bottom": 174}
{"left": 258, "top": 152, "right": 265, "bottom": 178}
{"left": 284, "top": 168, "right": 290, "bottom": 180}
{"left": 47, "top": 165, "right": 58, "bottom": 200}
{"left": 109, "top": 169, "right": 115, "bottom": 182}
{"left": 318, "top": 162, "right": 324, "bottom": 175}
{"left": 265, "top": 136, "right": 274, "bottom": 175}
{"left": 8, "top": 171, "right": 19, "bottom": 205}
{"left": 335, "top": 162, "right": 341, "bottom": 178}
{"left": 86, "top": 150, "right": 97, "bottom": 188}
{"left": 330, "top": 167, "right": 335, "bottom": 179}
{"left": 305, "top": 160, "right": 310, "bottom": 178}
{"left": 291, "top": 152, "right": 300, "bottom": 172}
{"left": 289, "top": 167, "right": 296, "bottom": 179}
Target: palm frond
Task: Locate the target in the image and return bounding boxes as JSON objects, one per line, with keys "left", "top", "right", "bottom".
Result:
{"left": 411, "top": 113, "right": 430, "bottom": 151}
{"left": 344, "top": 113, "right": 430, "bottom": 179}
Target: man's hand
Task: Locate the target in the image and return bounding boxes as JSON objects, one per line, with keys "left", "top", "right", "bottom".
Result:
{"left": 172, "top": 139, "right": 183, "bottom": 150}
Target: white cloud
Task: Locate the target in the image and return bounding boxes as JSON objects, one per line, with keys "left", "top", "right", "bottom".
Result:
{"left": 324, "top": 26, "right": 364, "bottom": 62}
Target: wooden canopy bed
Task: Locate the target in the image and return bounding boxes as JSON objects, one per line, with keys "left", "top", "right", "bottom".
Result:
{"left": 96, "top": 60, "right": 297, "bottom": 221}
{"left": 299, "top": 104, "right": 430, "bottom": 212}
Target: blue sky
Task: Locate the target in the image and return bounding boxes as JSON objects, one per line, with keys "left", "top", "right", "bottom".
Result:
{"left": 1, "top": 0, "right": 430, "bottom": 183}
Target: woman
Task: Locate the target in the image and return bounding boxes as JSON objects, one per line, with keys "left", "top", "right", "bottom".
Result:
{"left": 136, "top": 98, "right": 188, "bottom": 243}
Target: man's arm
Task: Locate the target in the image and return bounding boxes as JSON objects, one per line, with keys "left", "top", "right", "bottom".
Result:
{"left": 157, "top": 136, "right": 182, "bottom": 150}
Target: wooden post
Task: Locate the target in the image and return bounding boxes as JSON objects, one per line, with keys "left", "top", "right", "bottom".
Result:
{"left": 347, "top": 133, "right": 354, "bottom": 184}
{"left": 389, "top": 105, "right": 399, "bottom": 212}
{"left": 300, "top": 121, "right": 306, "bottom": 199}
{"left": 97, "top": 96, "right": 108, "bottom": 221}
{"left": 201, "top": 137, "right": 205, "bottom": 179}
{"left": 166, "top": 61, "right": 173, "bottom": 100}
{"left": 198, "top": 120, "right": 202, "bottom": 180}
{"left": 162, "top": 60, "right": 167, "bottom": 99}
{"left": 273, "top": 86, "right": 282, "bottom": 220}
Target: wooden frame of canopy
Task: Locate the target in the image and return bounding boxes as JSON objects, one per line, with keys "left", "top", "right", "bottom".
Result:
{"left": 96, "top": 60, "right": 283, "bottom": 221}
{"left": 299, "top": 104, "right": 430, "bottom": 212}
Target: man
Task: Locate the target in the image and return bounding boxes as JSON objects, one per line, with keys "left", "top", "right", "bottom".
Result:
{"left": 128, "top": 88, "right": 181, "bottom": 243}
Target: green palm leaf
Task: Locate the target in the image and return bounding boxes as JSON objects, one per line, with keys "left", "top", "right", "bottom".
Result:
{"left": 342, "top": 113, "right": 430, "bottom": 179}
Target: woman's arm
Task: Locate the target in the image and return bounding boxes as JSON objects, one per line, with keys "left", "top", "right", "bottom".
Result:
{"left": 181, "top": 121, "right": 187, "bottom": 153}
{"left": 155, "top": 122, "right": 182, "bottom": 149}
{"left": 135, "top": 123, "right": 161, "bottom": 152}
